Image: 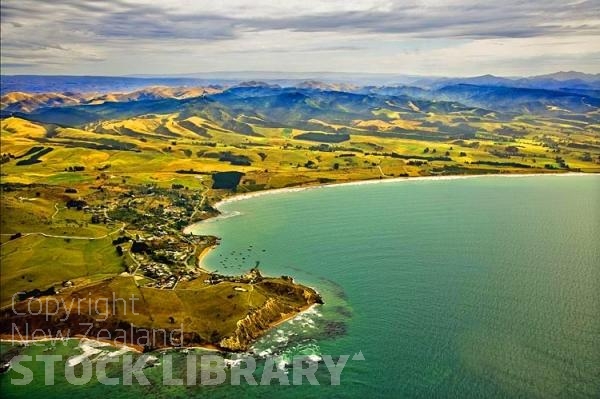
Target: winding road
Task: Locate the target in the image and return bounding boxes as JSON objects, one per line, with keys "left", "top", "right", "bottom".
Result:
{"left": 0, "top": 223, "right": 126, "bottom": 245}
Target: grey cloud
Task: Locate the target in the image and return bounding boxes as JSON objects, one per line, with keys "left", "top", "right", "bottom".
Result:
{"left": 3, "top": 0, "right": 599, "bottom": 42}
{"left": 243, "top": 1, "right": 600, "bottom": 39}
{"left": 0, "top": 0, "right": 598, "bottom": 75}
{"left": 1, "top": 0, "right": 237, "bottom": 41}
{"left": 94, "top": 11, "right": 237, "bottom": 40}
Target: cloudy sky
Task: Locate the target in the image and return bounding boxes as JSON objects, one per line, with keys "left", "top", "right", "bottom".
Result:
{"left": 1, "top": 0, "right": 599, "bottom": 77}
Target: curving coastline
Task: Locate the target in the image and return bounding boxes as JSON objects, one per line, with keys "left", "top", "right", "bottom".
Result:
{"left": 184, "top": 171, "right": 593, "bottom": 239}
{"left": 4, "top": 172, "right": 594, "bottom": 355}
{"left": 177, "top": 171, "right": 595, "bottom": 351}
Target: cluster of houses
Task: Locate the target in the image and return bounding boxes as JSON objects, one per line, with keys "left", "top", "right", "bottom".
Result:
{"left": 63, "top": 184, "right": 235, "bottom": 290}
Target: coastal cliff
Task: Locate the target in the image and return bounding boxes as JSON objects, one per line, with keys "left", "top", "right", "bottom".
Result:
{"left": 220, "top": 284, "right": 323, "bottom": 351}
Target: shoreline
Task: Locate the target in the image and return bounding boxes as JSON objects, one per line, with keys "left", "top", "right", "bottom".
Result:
{"left": 177, "top": 170, "right": 597, "bottom": 354}
{"left": 185, "top": 171, "right": 595, "bottom": 236}
{"left": 181, "top": 171, "right": 596, "bottom": 329}
{"left": 185, "top": 171, "right": 596, "bottom": 273}
{"left": 267, "top": 302, "right": 319, "bottom": 331}
{"left": 195, "top": 243, "right": 218, "bottom": 274}
{"left": 0, "top": 303, "right": 322, "bottom": 355}
{"left": 0, "top": 335, "right": 143, "bottom": 353}
{"left": 0, "top": 336, "right": 222, "bottom": 354}
{"left": 212, "top": 171, "right": 594, "bottom": 210}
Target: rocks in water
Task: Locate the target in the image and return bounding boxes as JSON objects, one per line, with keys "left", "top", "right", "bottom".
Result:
{"left": 333, "top": 305, "right": 352, "bottom": 318}
{"left": 319, "top": 320, "right": 347, "bottom": 339}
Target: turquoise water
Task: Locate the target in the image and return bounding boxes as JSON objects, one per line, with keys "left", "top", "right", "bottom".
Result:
{"left": 2, "top": 175, "right": 599, "bottom": 398}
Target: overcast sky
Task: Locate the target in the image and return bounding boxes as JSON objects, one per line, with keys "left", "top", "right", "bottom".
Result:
{"left": 1, "top": 0, "right": 599, "bottom": 77}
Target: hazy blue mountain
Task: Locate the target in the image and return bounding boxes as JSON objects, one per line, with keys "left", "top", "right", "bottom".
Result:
{"left": 533, "top": 71, "right": 600, "bottom": 82}
{"left": 3, "top": 79, "right": 599, "bottom": 132}
{"left": 0, "top": 75, "right": 226, "bottom": 95}
{"left": 434, "top": 84, "right": 600, "bottom": 113}
{"left": 358, "top": 85, "right": 431, "bottom": 98}
{"left": 8, "top": 96, "right": 212, "bottom": 126}
{"left": 412, "top": 72, "right": 600, "bottom": 91}
{"left": 3, "top": 72, "right": 599, "bottom": 97}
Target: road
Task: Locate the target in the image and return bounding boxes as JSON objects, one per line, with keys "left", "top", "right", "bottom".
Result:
{"left": 0, "top": 222, "right": 126, "bottom": 245}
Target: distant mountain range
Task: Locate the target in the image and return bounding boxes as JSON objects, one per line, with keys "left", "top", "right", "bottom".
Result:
{"left": 1, "top": 72, "right": 599, "bottom": 137}
{"left": 1, "top": 81, "right": 598, "bottom": 135}
{"left": 0, "top": 75, "right": 227, "bottom": 95}
{"left": 410, "top": 72, "right": 600, "bottom": 91}
{"left": 1, "top": 86, "right": 221, "bottom": 113}
{"left": 1, "top": 71, "right": 599, "bottom": 95}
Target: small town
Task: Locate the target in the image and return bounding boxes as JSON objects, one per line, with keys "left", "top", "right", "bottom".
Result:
{"left": 70, "top": 182, "right": 254, "bottom": 289}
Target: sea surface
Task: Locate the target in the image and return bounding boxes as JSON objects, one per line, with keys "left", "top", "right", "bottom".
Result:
{"left": 2, "top": 175, "right": 599, "bottom": 398}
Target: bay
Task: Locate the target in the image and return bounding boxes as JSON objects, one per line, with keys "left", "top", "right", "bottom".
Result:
{"left": 3, "top": 175, "right": 599, "bottom": 398}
